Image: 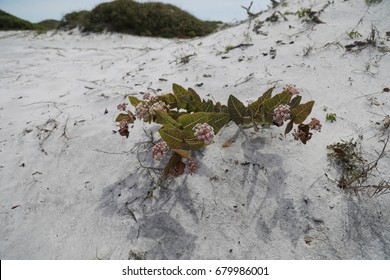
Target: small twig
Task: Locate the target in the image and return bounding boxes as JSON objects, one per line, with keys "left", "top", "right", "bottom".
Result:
{"left": 91, "top": 148, "right": 132, "bottom": 155}
{"left": 59, "top": 116, "right": 70, "bottom": 140}
{"left": 276, "top": 11, "right": 288, "bottom": 21}
{"left": 234, "top": 73, "right": 254, "bottom": 87}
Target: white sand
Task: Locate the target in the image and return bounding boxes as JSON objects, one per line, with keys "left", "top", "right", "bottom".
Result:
{"left": 1, "top": 0, "right": 390, "bottom": 259}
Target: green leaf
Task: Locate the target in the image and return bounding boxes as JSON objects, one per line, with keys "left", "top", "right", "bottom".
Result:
{"left": 184, "top": 138, "right": 206, "bottom": 150}
{"left": 163, "top": 153, "right": 185, "bottom": 178}
{"left": 188, "top": 88, "right": 202, "bottom": 103}
{"left": 155, "top": 111, "right": 181, "bottom": 129}
{"left": 248, "top": 88, "right": 273, "bottom": 115}
{"left": 228, "top": 95, "right": 247, "bottom": 125}
{"left": 199, "top": 100, "right": 214, "bottom": 112}
{"left": 158, "top": 128, "right": 187, "bottom": 149}
{"left": 159, "top": 94, "right": 177, "bottom": 109}
{"left": 208, "top": 113, "right": 230, "bottom": 134}
{"left": 185, "top": 99, "right": 200, "bottom": 112}
{"left": 128, "top": 96, "right": 142, "bottom": 107}
{"left": 264, "top": 91, "right": 292, "bottom": 114}
{"left": 291, "top": 101, "right": 315, "bottom": 124}
{"left": 115, "top": 112, "right": 135, "bottom": 123}
{"left": 178, "top": 112, "right": 209, "bottom": 133}
{"left": 215, "top": 102, "right": 222, "bottom": 112}
{"left": 285, "top": 120, "right": 294, "bottom": 135}
{"left": 289, "top": 95, "right": 302, "bottom": 109}
{"left": 172, "top": 149, "right": 191, "bottom": 158}
{"left": 172, "top": 83, "right": 189, "bottom": 109}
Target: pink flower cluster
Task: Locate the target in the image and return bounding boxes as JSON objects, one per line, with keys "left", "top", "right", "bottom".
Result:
{"left": 292, "top": 129, "right": 312, "bottom": 142}
{"left": 273, "top": 104, "right": 291, "bottom": 126}
{"left": 309, "top": 118, "right": 322, "bottom": 132}
{"left": 117, "top": 102, "right": 128, "bottom": 111}
{"left": 283, "top": 84, "right": 300, "bottom": 96}
{"left": 118, "top": 121, "right": 130, "bottom": 138}
{"left": 187, "top": 158, "right": 197, "bottom": 175}
{"left": 149, "top": 101, "right": 169, "bottom": 115}
{"left": 135, "top": 103, "right": 151, "bottom": 120}
{"left": 193, "top": 123, "right": 215, "bottom": 144}
{"left": 151, "top": 141, "right": 168, "bottom": 161}
{"left": 292, "top": 119, "right": 322, "bottom": 144}
{"left": 143, "top": 93, "right": 151, "bottom": 100}
{"left": 135, "top": 96, "right": 169, "bottom": 121}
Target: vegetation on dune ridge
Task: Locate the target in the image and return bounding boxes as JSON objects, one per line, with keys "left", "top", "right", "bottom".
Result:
{"left": 0, "top": 9, "right": 60, "bottom": 31}
{"left": 36, "top": 19, "right": 61, "bottom": 30}
{"left": 0, "top": 9, "right": 34, "bottom": 30}
{"left": 58, "top": 0, "right": 221, "bottom": 38}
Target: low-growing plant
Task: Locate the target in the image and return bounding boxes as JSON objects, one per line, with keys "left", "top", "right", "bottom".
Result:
{"left": 347, "top": 31, "right": 362, "bottom": 39}
{"left": 296, "top": 8, "right": 315, "bottom": 19}
{"left": 115, "top": 83, "right": 321, "bottom": 178}
{"left": 326, "top": 113, "right": 337, "bottom": 123}
{"left": 327, "top": 137, "right": 390, "bottom": 196}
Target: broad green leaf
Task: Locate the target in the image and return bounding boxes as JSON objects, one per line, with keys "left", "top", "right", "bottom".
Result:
{"left": 172, "top": 149, "right": 191, "bottom": 158}
{"left": 159, "top": 93, "right": 177, "bottom": 109}
{"left": 184, "top": 138, "right": 206, "bottom": 150}
{"left": 158, "top": 128, "right": 187, "bottom": 149}
{"left": 199, "top": 100, "right": 214, "bottom": 112}
{"left": 264, "top": 91, "right": 292, "bottom": 114}
{"left": 184, "top": 98, "right": 200, "bottom": 112}
{"left": 188, "top": 88, "right": 202, "bottom": 103}
{"left": 172, "top": 83, "right": 189, "bottom": 109}
{"left": 208, "top": 113, "right": 230, "bottom": 134}
{"left": 115, "top": 113, "right": 133, "bottom": 123}
{"left": 220, "top": 105, "right": 229, "bottom": 114}
{"left": 248, "top": 87, "right": 274, "bottom": 115}
{"left": 163, "top": 153, "right": 184, "bottom": 178}
{"left": 128, "top": 96, "right": 142, "bottom": 107}
{"left": 215, "top": 102, "right": 222, "bottom": 112}
{"left": 228, "top": 95, "right": 247, "bottom": 125}
{"left": 172, "top": 83, "right": 188, "bottom": 98}
{"left": 155, "top": 111, "right": 181, "bottom": 129}
{"left": 178, "top": 112, "right": 209, "bottom": 133}
{"left": 285, "top": 120, "right": 294, "bottom": 135}
{"left": 291, "top": 101, "right": 315, "bottom": 124}
{"left": 289, "top": 95, "right": 302, "bottom": 109}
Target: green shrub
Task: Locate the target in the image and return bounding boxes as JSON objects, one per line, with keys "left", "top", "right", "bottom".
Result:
{"left": 115, "top": 83, "right": 321, "bottom": 177}
{"left": 58, "top": 10, "right": 90, "bottom": 30}
{"left": 59, "top": 0, "right": 220, "bottom": 38}
{"left": 35, "top": 19, "right": 61, "bottom": 30}
{"left": 0, "top": 9, "right": 34, "bottom": 30}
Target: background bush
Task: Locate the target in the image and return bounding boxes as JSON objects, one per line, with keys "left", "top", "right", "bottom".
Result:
{"left": 59, "top": 0, "right": 221, "bottom": 38}
{"left": 0, "top": 9, "right": 34, "bottom": 30}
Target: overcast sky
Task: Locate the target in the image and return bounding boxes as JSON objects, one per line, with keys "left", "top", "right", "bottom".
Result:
{"left": 0, "top": 0, "right": 269, "bottom": 23}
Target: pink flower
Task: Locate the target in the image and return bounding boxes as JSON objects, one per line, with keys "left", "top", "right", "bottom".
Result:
{"left": 117, "top": 102, "right": 127, "bottom": 111}
{"left": 151, "top": 141, "right": 168, "bottom": 161}
{"left": 118, "top": 121, "right": 129, "bottom": 138}
{"left": 187, "top": 158, "right": 197, "bottom": 175}
{"left": 292, "top": 124, "right": 312, "bottom": 144}
{"left": 143, "top": 93, "right": 151, "bottom": 100}
{"left": 273, "top": 104, "right": 291, "bottom": 126}
{"left": 309, "top": 118, "right": 322, "bottom": 132}
{"left": 149, "top": 101, "right": 169, "bottom": 115}
{"left": 283, "top": 84, "right": 300, "bottom": 96}
{"left": 135, "top": 103, "right": 151, "bottom": 120}
{"left": 135, "top": 98, "right": 169, "bottom": 121}
{"left": 193, "top": 123, "right": 215, "bottom": 144}
{"left": 119, "top": 121, "right": 128, "bottom": 129}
